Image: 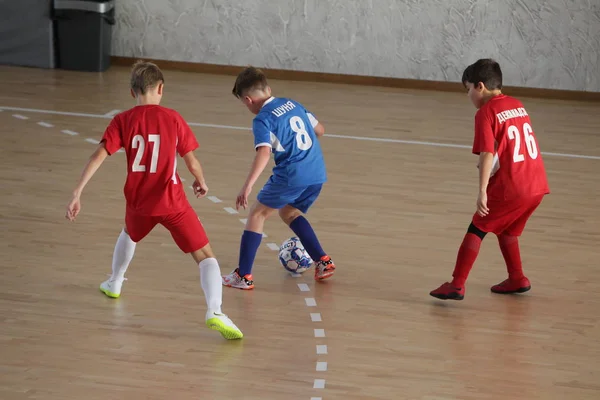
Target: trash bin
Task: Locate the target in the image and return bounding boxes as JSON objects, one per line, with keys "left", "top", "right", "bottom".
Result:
{"left": 53, "top": 0, "right": 115, "bottom": 72}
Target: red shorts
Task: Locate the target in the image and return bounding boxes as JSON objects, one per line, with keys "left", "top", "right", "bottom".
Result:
{"left": 125, "top": 207, "right": 209, "bottom": 253}
{"left": 472, "top": 194, "right": 545, "bottom": 236}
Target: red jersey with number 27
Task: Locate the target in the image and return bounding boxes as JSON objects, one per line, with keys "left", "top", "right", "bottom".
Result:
{"left": 101, "top": 105, "right": 199, "bottom": 216}
{"left": 472, "top": 94, "right": 550, "bottom": 201}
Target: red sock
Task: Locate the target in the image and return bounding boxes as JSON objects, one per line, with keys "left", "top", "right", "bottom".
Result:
{"left": 451, "top": 233, "right": 483, "bottom": 288}
{"left": 497, "top": 234, "right": 524, "bottom": 280}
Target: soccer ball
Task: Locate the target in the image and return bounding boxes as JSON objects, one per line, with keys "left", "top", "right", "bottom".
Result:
{"left": 278, "top": 237, "right": 313, "bottom": 274}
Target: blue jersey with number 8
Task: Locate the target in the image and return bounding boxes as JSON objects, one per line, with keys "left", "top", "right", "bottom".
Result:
{"left": 252, "top": 97, "right": 327, "bottom": 187}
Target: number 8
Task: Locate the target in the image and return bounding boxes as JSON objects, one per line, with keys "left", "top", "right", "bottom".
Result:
{"left": 290, "top": 116, "right": 313, "bottom": 151}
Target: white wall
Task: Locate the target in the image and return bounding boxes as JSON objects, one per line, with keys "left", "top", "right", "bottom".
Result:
{"left": 112, "top": 0, "right": 600, "bottom": 92}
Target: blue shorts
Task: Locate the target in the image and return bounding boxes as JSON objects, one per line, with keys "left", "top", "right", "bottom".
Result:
{"left": 257, "top": 181, "right": 323, "bottom": 213}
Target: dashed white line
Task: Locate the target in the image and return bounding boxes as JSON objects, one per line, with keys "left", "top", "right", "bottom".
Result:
{"left": 37, "top": 122, "right": 54, "bottom": 128}
{"left": 298, "top": 283, "right": 310, "bottom": 292}
{"left": 311, "top": 398, "right": 323, "bottom": 400}
{"left": 239, "top": 218, "right": 248, "bottom": 224}
{"left": 62, "top": 130, "right": 79, "bottom": 136}
{"left": 223, "top": 207, "right": 238, "bottom": 214}
{"left": 316, "top": 361, "right": 328, "bottom": 371}
{"left": 314, "top": 329, "right": 325, "bottom": 338}
{"left": 266, "top": 243, "right": 279, "bottom": 251}
{"left": 313, "top": 379, "right": 326, "bottom": 389}
{"left": 305, "top": 298, "right": 317, "bottom": 307}
{"left": 310, "top": 313, "right": 322, "bottom": 322}
{"left": 12, "top": 114, "right": 28, "bottom": 120}
{"left": 85, "top": 138, "right": 100, "bottom": 144}
{"left": 207, "top": 196, "right": 222, "bottom": 203}
{"left": 316, "top": 345, "right": 328, "bottom": 355}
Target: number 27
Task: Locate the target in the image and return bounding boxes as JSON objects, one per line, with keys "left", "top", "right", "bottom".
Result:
{"left": 132, "top": 134, "right": 160, "bottom": 172}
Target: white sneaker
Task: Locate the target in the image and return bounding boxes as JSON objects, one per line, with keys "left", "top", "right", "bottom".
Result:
{"left": 99, "top": 278, "right": 124, "bottom": 298}
{"left": 222, "top": 268, "right": 254, "bottom": 290}
{"left": 205, "top": 310, "right": 243, "bottom": 340}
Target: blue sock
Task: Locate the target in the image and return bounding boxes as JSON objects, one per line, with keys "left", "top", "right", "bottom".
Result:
{"left": 289, "top": 216, "right": 326, "bottom": 260}
{"left": 238, "top": 230, "right": 263, "bottom": 276}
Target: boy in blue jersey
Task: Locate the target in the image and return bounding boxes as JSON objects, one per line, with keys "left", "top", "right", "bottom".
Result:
{"left": 222, "top": 66, "right": 336, "bottom": 290}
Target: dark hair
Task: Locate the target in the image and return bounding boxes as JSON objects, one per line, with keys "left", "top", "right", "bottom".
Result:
{"left": 232, "top": 66, "right": 268, "bottom": 98}
{"left": 130, "top": 60, "right": 164, "bottom": 95}
{"left": 462, "top": 59, "right": 502, "bottom": 90}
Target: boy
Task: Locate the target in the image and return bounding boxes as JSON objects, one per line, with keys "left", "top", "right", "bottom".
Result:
{"left": 65, "top": 61, "right": 243, "bottom": 339}
{"left": 222, "top": 66, "right": 335, "bottom": 290}
{"left": 430, "top": 58, "right": 550, "bottom": 301}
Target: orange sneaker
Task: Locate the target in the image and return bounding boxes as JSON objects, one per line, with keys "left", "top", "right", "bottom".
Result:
{"left": 314, "top": 256, "right": 335, "bottom": 281}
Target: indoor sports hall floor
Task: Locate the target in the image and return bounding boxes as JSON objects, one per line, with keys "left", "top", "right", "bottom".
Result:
{"left": 1, "top": 65, "right": 599, "bottom": 400}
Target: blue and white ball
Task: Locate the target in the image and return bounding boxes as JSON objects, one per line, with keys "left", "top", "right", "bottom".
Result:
{"left": 278, "top": 237, "right": 313, "bottom": 274}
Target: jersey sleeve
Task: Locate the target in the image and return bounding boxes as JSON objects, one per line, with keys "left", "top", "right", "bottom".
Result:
{"left": 305, "top": 110, "right": 319, "bottom": 128}
{"left": 100, "top": 116, "right": 123, "bottom": 155}
{"left": 176, "top": 114, "right": 199, "bottom": 156}
{"left": 252, "top": 117, "right": 272, "bottom": 149}
{"left": 472, "top": 109, "right": 495, "bottom": 155}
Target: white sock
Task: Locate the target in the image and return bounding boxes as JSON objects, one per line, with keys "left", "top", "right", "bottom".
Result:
{"left": 110, "top": 229, "right": 136, "bottom": 281}
{"left": 199, "top": 258, "right": 223, "bottom": 314}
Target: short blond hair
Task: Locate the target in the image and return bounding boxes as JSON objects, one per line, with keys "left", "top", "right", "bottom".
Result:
{"left": 232, "top": 66, "right": 268, "bottom": 98}
{"left": 130, "top": 60, "right": 164, "bottom": 95}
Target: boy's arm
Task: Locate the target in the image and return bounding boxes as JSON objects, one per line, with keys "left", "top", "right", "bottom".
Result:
{"left": 306, "top": 111, "right": 325, "bottom": 137}
{"left": 65, "top": 144, "right": 109, "bottom": 221}
{"left": 182, "top": 150, "right": 208, "bottom": 197}
{"left": 476, "top": 152, "right": 494, "bottom": 216}
{"left": 314, "top": 122, "right": 325, "bottom": 137}
{"left": 236, "top": 146, "right": 271, "bottom": 210}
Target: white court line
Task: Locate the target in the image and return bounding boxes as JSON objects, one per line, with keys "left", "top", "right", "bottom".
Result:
{"left": 12, "top": 114, "right": 29, "bottom": 120}
{"left": 266, "top": 243, "right": 279, "bottom": 251}
{"left": 62, "top": 130, "right": 79, "bottom": 136}
{"left": 316, "top": 345, "right": 328, "bottom": 355}
{"left": 223, "top": 207, "right": 238, "bottom": 214}
{"left": 2, "top": 105, "right": 598, "bottom": 160}
{"left": 290, "top": 272, "right": 302, "bottom": 278}
{"left": 262, "top": 233, "right": 268, "bottom": 238}
{"left": 305, "top": 298, "right": 317, "bottom": 307}
{"left": 310, "top": 313, "right": 322, "bottom": 322}
{"left": 104, "top": 109, "right": 120, "bottom": 117}
{"left": 298, "top": 283, "right": 310, "bottom": 292}
{"left": 207, "top": 196, "right": 222, "bottom": 203}
{"left": 239, "top": 218, "right": 248, "bottom": 224}
{"left": 314, "top": 329, "right": 325, "bottom": 338}
{"left": 37, "top": 122, "right": 53, "bottom": 128}
{"left": 85, "top": 138, "right": 100, "bottom": 144}
{"left": 313, "top": 379, "right": 326, "bottom": 389}
{"left": 316, "top": 361, "right": 328, "bottom": 371}
{"left": 311, "top": 398, "right": 323, "bottom": 400}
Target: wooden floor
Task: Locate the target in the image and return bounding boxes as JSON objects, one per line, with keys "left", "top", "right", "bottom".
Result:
{"left": 1, "top": 65, "right": 599, "bottom": 400}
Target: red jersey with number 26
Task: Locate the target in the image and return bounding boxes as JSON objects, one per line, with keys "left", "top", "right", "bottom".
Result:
{"left": 472, "top": 94, "right": 550, "bottom": 201}
{"left": 101, "top": 105, "right": 199, "bottom": 216}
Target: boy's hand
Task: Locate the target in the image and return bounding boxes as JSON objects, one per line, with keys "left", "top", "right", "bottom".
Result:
{"left": 65, "top": 195, "right": 81, "bottom": 221}
{"left": 476, "top": 191, "right": 489, "bottom": 217}
{"left": 236, "top": 184, "right": 252, "bottom": 210}
{"left": 193, "top": 179, "right": 208, "bottom": 198}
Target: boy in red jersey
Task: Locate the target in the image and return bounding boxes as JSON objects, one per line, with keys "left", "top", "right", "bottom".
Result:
{"left": 65, "top": 61, "right": 243, "bottom": 339}
{"left": 430, "top": 59, "right": 550, "bottom": 301}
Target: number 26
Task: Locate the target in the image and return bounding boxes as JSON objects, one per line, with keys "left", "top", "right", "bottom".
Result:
{"left": 508, "top": 123, "right": 538, "bottom": 163}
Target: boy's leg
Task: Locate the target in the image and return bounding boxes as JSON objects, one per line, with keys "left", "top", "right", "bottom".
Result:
{"left": 491, "top": 194, "right": 544, "bottom": 294}
{"left": 280, "top": 184, "right": 335, "bottom": 280}
{"left": 163, "top": 207, "right": 242, "bottom": 340}
{"left": 100, "top": 212, "right": 156, "bottom": 298}
{"left": 222, "top": 201, "right": 276, "bottom": 290}
{"left": 430, "top": 223, "right": 487, "bottom": 300}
